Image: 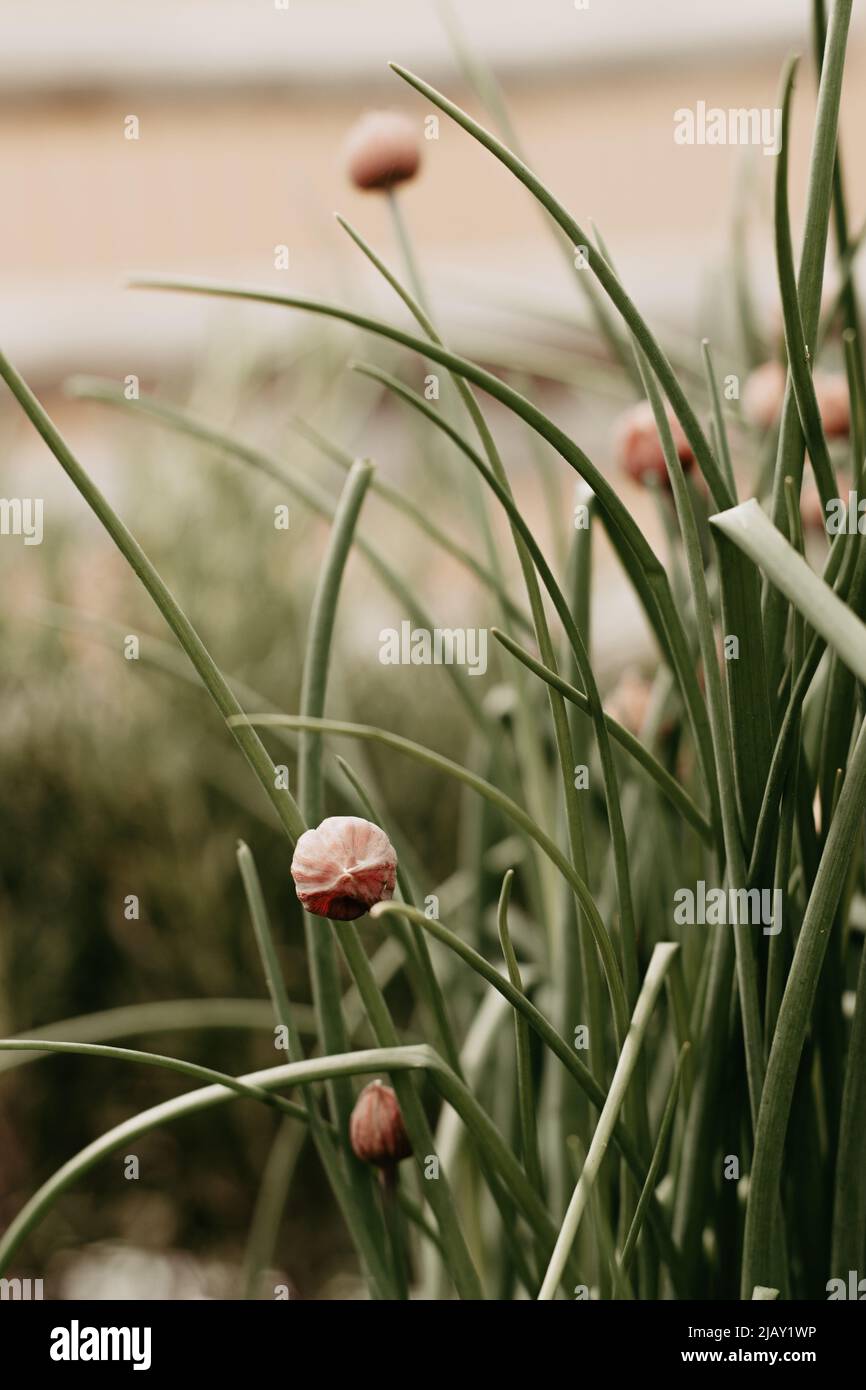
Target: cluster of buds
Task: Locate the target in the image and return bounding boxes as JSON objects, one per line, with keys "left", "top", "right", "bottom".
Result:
{"left": 290, "top": 818, "right": 410, "bottom": 1172}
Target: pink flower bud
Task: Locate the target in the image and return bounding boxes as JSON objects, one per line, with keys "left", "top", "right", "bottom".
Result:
{"left": 290, "top": 815, "right": 397, "bottom": 920}
{"left": 614, "top": 400, "right": 694, "bottom": 487}
{"left": 349, "top": 1081, "right": 411, "bottom": 1167}
{"left": 344, "top": 111, "right": 421, "bottom": 192}
{"left": 743, "top": 361, "right": 786, "bottom": 430}
{"left": 814, "top": 372, "right": 850, "bottom": 438}
{"left": 745, "top": 362, "right": 850, "bottom": 438}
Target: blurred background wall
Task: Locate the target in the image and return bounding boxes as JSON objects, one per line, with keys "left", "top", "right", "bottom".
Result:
{"left": 2, "top": 0, "right": 864, "bottom": 382}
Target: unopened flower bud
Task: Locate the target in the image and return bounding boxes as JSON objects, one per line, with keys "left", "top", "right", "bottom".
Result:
{"left": 745, "top": 362, "right": 850, "bottom": 438}
{"left": 349, "top": 1080, "right": 411, "bottom": 1167}
{"left": 814, "top": 372, "right": 850, "bottom": 438}
{"left": 614, "top": 400, "right": 694, "bottom": 487}
{"left": 291, "top": 816, "right": 397, "bottom": 920}
{"left": 345, "top": 111, "right": 421, "bottom": 192}
{"left": 743, "top": 361, "right": 786, "bottom": 430}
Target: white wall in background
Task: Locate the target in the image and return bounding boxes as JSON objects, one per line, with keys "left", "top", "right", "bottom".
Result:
{"left": 0, "top": 0, "right": 822, "bottom": 92}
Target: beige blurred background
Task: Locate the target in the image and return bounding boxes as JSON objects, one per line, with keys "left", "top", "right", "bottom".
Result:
{"left": 2, "top": 0, "right": 864, "bottom": 682}
{"left": 1, "top": 0, "right": 864, "bottom": 382}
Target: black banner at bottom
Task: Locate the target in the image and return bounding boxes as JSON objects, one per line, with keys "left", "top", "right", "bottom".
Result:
{"left": 0, "top": 1297, "right": 861, "bottom": 1376}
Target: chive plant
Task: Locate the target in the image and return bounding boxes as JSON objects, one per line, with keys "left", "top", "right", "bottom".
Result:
{"left": 1, "top": 0, "right": 864, "bottom": 1300}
